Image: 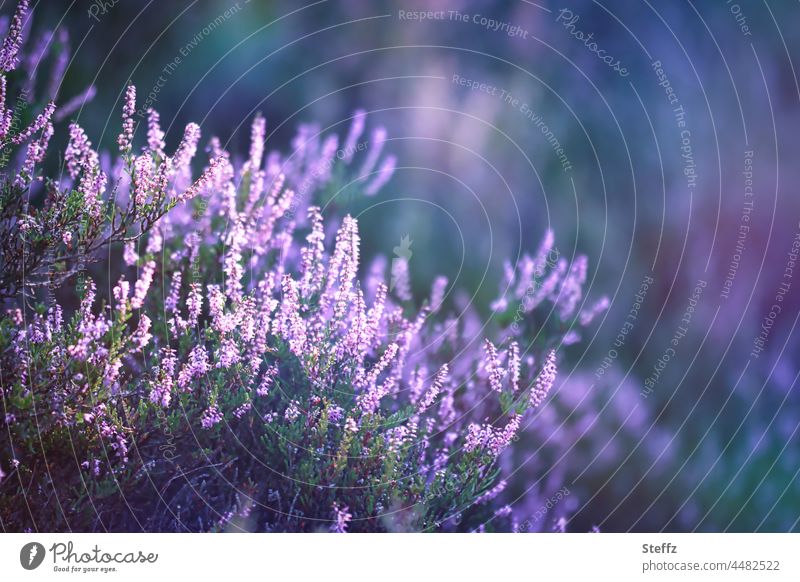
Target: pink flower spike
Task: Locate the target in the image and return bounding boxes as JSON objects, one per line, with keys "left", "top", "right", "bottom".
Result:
{"left": 146, "top": 108, "right": 165, "bottom": 155}
{"left": 117, "top": 85, "right": 136, "bottom": 153}
{"left": 530, "top": 349, "right": 557, "bottom": 408}
{"left": 0, "top": 0, "right": 29, "bottom": 73}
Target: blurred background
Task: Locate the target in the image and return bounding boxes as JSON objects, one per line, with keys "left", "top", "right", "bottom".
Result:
{"left": 19, "top": 0, "right": 800, "bottom": 531}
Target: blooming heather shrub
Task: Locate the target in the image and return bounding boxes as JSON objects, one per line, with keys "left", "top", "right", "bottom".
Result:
{"left": 0, "top": 2, "right": 606, "bottom": 532}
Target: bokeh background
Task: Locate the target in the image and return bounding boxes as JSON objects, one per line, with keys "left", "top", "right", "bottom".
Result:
{"left": 20, "top": 0, "right": 800, "bottom": 531}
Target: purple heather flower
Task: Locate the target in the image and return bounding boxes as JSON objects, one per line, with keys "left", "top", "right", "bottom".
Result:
{"left": 513, "top": 255, "right": 536, "bottom": 299}
{"left": 131, "top": 260, "right": 156, "bottom": 309}
{"left": 529, "top": 258, "right": 566, "bottom": 311}
{"left": 476, "top": 479, "right": 507, "bottom": 505}
{"left": 123, "top": 241, "right": 139, "bottom": 266}
{"left": 149, "top": 348, "right": 177, "bottom": 407}
{"left": 0, "top": 0, "right": 29, "bottom": 72}
{"left": 408, "top": 366, "right": 427, "bottom": 404}
{"left": 532, "top": 229, "right": 555, "bottom": 274}
{"left": 429, "top": 276, "right": 448, "bottom": 312}
{"left": 417, "top": 363, "right": 449, "bottom": 413}
{"left": 103, "top": 358, "right": 123, "bottom": 388}
{"left": 276, "top": 275, "right": 307, "bottom": 358}
{"left": 495, "top": 505, "right": 512, "bottom": 518}
{"left": 257, "top": 366, "right": 278, "bottom": 397}
{"left": 483, "top": 339, "right": 505, "bottom": 393}
{"left": 0, "top": 78, "right": 11, "bottom": 140}
{"left": 15, "top": 120, "right": 53, "bottom": 187}
{"left": 359, "top": 342, "right": 398, "bottom": 390}
{"left": 201, "top": 405, "right": 223, "bottom": 429}
{"left": 10, "top": 101, "right": 54, "bottom": 147}
{"left": 176, "top": 156, "right": 223, "bottom": 203}
{"left": 223, "top": 222, "right": 246, "bottom": 302}
{"left": 46, "top": 29, "right": 69, "bottom": 99}
{"left": 342, "top": 109, "right": 366, "bottom": 163}
{"left": 95, "top": 405, "right": 129, "bottom": 463}
{"left": 208, "top": 284, "right": 229, "bottom": 331}
{"left": 338, "top": 288, "right": 368, "bottom": 360}
{"left": 359, "top": 126, "right": 386, "bottom": 179}
{"left": 556, "top": 255, "right": 587, "bottom": 319}
{"left": 65, "top": 122, "right": 98, "bottom": 179}
{"left": 146, "top": 108, "right": 165, "bottom": 155}
{"left": 215, "top": 337, "right": 240, "bottom": 369}
{"left": 177, "top": 345, "right": 210, "bottom": 389}
{"left": 387, "top": 419, "right": 417, "bottom": 453}
{"left": 530, "top": 350, "right": 557, "bottom": 408}
{"left": 187, "top": 282, "right": 203, "bottom": 326}
{"left": 508, "top": 342, "right": 521, "bottom": 393}
{"left": 464, "top": 416, "right": 519, "bottom": 457}
{"left": 248, "top": 113, "right": 266, "bottom": 171}
{"left": 364, "top": 154, "right": 396, "bottom": 196}
{"left": 117, "top": 85, "right": 136, "bottom": 153}
{"left": 366, "top": 282, "right": 387, "bottom": 350}
{"left": 390, "top": 255, "right": 411, "bottom": 302}
{"left": 233, "top": 402, "right": 252, "bottom": 419}
{"left": 54, "top": 85, "right": 96, "bottom": 123}
{"left": 331, "top": 502, "right": 352, "bottom": 533}
{"left": 312, "top": 134, "right": 338, "bottom": 184}
{"left": 284, "top": 400, "right": 301, "bottom": 422}
{"left": 465, "top": 423, "right": 488, "bottom": 453}
{"left": 300, "top": 206, "right": 326, "bottom": 297}
{"left": 165, "top": 271, "right": 182, "bottom": 312}
{"left": 132, "top": 314, "right": 152, "bottom": 349}
{"left": 133, "top": 153, "right": 154, "bottom": 206}
{"left": 437, "top": 389, "right": 456, "bottom": 427}
{"left": 327, "top": 405, "right": 343, "bottom": 423}
{"left": 579, "top": 296, "right": 610, "bottom": 326}
{"left": 172, "top": 122, "right": 201, "bottom": 177}
{"left": 81, "top": 169, "right": 107, "bottom": 220}
{"left": 324, "top": 215, "right": 360, "bottom": 321}
{"left": 357, "top": 378, "right": 391, "bottom": 415}
{"left": 491, "top": 413, "right": 521, "bottom": 455}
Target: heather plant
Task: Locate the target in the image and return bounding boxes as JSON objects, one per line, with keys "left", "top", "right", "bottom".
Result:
{"left": 0, "top": 1, "right": 606, "bottom": 532}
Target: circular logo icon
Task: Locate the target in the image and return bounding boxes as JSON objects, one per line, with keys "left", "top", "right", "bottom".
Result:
{"left": 20, "top": 542, "right": 46, "bottom": 570}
